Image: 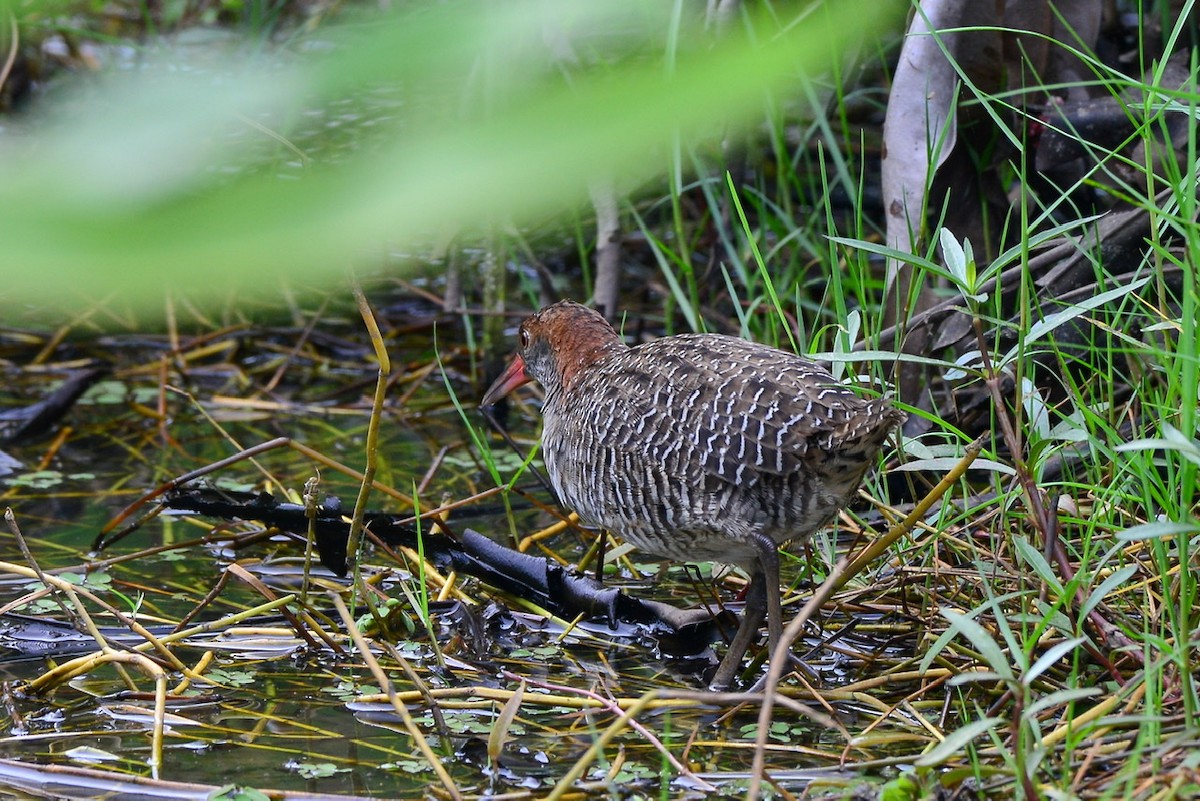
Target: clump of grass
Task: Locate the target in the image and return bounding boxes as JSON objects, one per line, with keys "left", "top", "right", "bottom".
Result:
{"left": 498, "top": 6, "right": 1198, "bottom": 797}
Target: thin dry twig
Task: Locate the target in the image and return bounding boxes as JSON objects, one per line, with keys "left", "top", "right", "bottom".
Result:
{"left": 5, "top": 507, "right": 80, "bottom": 625}
{"left": 746, "top": 558, "right": 851, "bottom": 801}
{"left": 545, "top": 690, "right": 661, "bottom": 801}
{"left": 223, "top": 562, "right": 330, "bottom": 650}
{"left": 505, "top": 671, "right": 718, "bottom": 792}
{"left": 746, "top": 437, "right": 985, "bottom": 799}
{"left": 96, "top": 436, "right": 417, "bottom": 552}
{"left": 840, "top": 433, "right": 986, "bottom": 585}
{"left": 328, "top": 591, "right": 463, "bottom": 801}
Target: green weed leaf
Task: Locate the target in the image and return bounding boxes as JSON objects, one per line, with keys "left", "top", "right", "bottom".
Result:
{"left": 1012, "top": 536, "right": 1065, "bottom": 596}
{"left": 1024, "top": 637, "right": 1086, "bottom": 685}
{"left": 1116, "top": 521, "right": 1200, "bottom": 541}
{"left": 940, "top": 609, "right": 1015, "bottom": 683}
{"left": 1079, "top": 565, "right": 1138, "bottom": 622}
{"left": 914, "top": 717, "right": 1003, "bottom": 767}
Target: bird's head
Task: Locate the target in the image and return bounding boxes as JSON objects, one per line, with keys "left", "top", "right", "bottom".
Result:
{"left": 481, "top": 301, "right": 623, "bottom": 405}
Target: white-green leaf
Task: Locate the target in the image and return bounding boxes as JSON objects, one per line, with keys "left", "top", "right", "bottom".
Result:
{"left": 940, "top": 228, "right": 968, "bottom": 287}
{"left": 940, "top": 609, "right": 1016, "bottom": 683}
{"left": 1012, "top": 536, "right": 1065, "bottom": 596}
{"left": 1079, "top": 565, "right": 1138, "bottom": 622}
{"left": 891, "top": 457, "right": 1015, "bottom": 476}
{"left": 914, "top": 717, "right": 1004, "bottom": 767}
{"left": 999, "top": 276, "right": 1151, "bottom": 367}
{"left": 1024, "top": 637, "right": 1087, "bottom": 685}
{"left": 1025, "top": 686, "right": 1102, "bottom": 719}
{"left": 1116, "top": 520, "right": 1200, "bottom": 541}
{"left": 948, "top": 670, "right": 1006, "bottom": 686}
{"left": 1116, "top": 425, "right": 1200, "bottom": 468}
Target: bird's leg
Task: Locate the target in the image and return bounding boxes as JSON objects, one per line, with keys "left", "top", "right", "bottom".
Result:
{"left": 709, "top": 534, "right": 785, "bottom": 690}
{"left": 709, "top": 569, "right": 766, "bottom": 691}
{"left": 750, "top": 531, "right": 784, "bottom": 656}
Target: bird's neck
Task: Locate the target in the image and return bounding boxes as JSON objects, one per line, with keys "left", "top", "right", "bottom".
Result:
{"left": 555, "top": 330, "right": 623, "bottom": 392}
{"left": 556, "top": 338, "right": 619, "bottom": 390}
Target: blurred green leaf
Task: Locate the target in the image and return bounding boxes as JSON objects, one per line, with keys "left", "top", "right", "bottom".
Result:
{"left": 0, "top": 0, "right": 890, "bottom": 313}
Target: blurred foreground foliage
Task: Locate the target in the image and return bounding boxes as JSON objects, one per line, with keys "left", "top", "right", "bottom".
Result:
{"left": 0, "top": 0, "right": 891, "bottom": 315}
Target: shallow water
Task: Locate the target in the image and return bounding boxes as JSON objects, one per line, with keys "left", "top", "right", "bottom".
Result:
{"left": 0, "top": 290, "right": 922, "bottom": 798}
